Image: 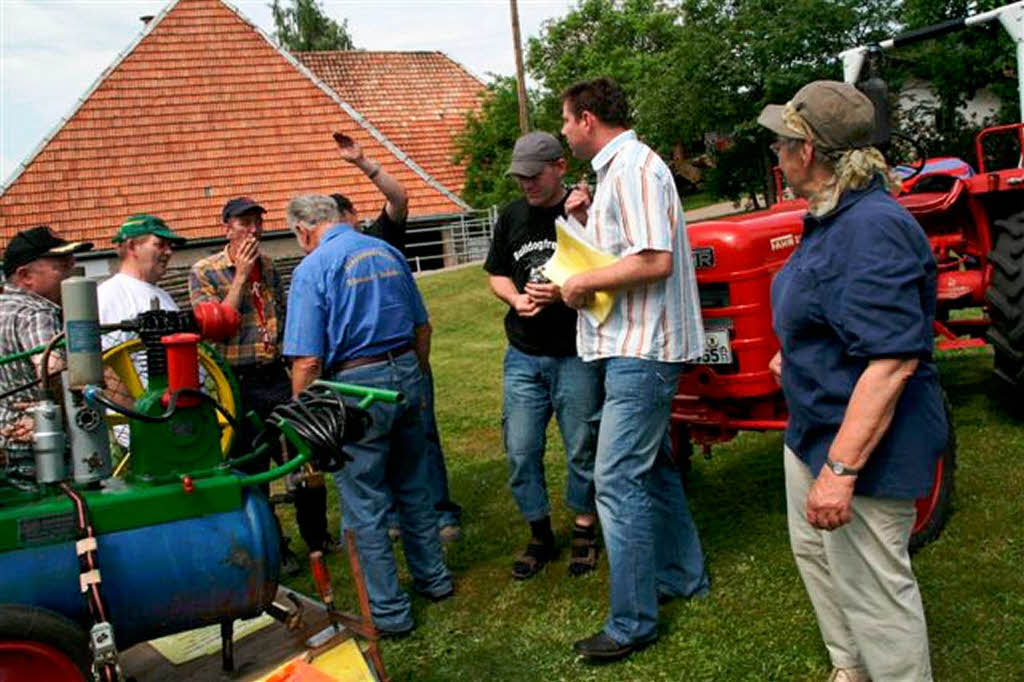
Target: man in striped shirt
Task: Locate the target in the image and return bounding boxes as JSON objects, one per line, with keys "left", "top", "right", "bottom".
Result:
{"left": 559, "top": 77, "right": 710, "bottom": 660}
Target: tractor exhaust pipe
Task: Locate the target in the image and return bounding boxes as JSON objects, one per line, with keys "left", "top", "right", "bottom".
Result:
{"left": 841, "top": 1, "right": 1024, "bottom": 122}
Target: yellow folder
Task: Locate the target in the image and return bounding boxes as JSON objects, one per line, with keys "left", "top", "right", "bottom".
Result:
{"left": 542, "top": 217, "right": 619, "bottom": 325}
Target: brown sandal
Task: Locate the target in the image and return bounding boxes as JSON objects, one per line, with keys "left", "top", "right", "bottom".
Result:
{"left": 512, "top": 540, "right": 557, "bottom": 580}
{"left": 568, "top": 528, "right": 599, "bottom": 577}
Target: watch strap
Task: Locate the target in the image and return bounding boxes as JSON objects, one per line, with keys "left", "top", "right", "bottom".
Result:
{"left": 827, "top": 458, "right": 860, "bottom": 476}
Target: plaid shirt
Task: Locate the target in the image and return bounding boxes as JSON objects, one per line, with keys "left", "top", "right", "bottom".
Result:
{"left": 0, "top": 284, "right": 62, "bottom": 481}
{"left": 188, "top": 249, "right": 286, "bottom": 368}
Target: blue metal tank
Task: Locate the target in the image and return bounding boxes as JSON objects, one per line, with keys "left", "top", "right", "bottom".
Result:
{"left": 0, "top": 488, "right": 280, "bottom": 647}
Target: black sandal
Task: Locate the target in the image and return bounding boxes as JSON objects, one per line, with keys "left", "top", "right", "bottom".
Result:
{"left": 568, "top": 525, "right": 599, "bottom": 577}
{"left": 512, "top": 540, "right": 557, "bottom": 580}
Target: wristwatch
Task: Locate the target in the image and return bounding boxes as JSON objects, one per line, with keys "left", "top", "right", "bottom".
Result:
{"left": 826, "top": 458, "right": 860, "bottom": 476}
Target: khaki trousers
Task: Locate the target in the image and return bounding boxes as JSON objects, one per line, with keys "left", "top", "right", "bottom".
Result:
{"left": 785, "top": 447, "right": 933, "bottom": 682}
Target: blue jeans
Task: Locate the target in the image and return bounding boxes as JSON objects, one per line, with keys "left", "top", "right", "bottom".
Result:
{"left": 385, "top": 369, "right": 461, "bottom": 529}
{"left": 594, "top": 357, "right": 709, "bottom": 644}
{"left": 420, "top": 369, "right": 462, "bottom": 528}
{"left": 330, "top": 352, "right": 452, "bottom": 633}
{"left": 502, "top": 346, "right": 602, "bottom": 522}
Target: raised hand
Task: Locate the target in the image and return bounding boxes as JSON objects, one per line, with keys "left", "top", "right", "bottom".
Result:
{"left": 565, "top": 179, "right": 592, "bottom": 225}
{"left": 333, "top": 131, "right": 364, "bottom": 164}
{"left": 234, "top": 236, "right": 260, "bottom": 280}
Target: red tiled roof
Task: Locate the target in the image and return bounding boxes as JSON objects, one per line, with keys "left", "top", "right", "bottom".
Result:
{"left": 295, "top": 51, "right": 485, "bottom": 198}
{"left": 0, "top": 0, "right": 471, "bottom": 249}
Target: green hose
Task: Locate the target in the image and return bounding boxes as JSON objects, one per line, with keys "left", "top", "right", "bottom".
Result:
{"left": 0, "top": 339, "right": 65, "bottom": 367}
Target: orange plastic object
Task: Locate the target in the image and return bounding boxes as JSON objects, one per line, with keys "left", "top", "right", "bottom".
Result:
{"left": 264, "top": 658, "right": 337, "bottom": 682}
{"left": 162, "top": 333, "right": 201, "bottom": 408}
{"left": 192, "top": 301, "right": 242, "bottom": 342}
{"left": 310, "top": 551, "right": 334, "bottom": 609}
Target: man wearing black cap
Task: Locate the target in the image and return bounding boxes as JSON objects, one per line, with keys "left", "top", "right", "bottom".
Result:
{"left": 188, "top": 198, "right": 309, "bottom": 574}
{"left": 98, "top": 214, "right": 187, "bottom": 349}
{"left": 0, "top": 226, "right": 92, "bottom": 487}
{"left": 484, "top": 131, "right": 602, "bottom": 580}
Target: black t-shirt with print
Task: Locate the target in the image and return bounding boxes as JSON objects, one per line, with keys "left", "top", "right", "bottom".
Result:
{"left": 483, "top": 195, "right": 578, "bottom": 357}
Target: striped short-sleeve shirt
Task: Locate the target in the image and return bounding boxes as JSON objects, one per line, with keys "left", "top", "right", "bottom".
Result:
{"left": 578, "top": 130, "right": 704, "bottom": 363}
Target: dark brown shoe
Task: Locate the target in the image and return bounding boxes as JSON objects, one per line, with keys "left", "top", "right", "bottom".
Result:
{"left": 572, "top": 631, "right": 656, "bottom": 660}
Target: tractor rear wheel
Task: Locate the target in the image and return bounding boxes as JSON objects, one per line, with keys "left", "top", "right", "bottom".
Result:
{"left": 909, "top": 394, "right": 956, "bottom": 553}
{"left": 986, "top": 210, "right": 1024, "bottom": 387}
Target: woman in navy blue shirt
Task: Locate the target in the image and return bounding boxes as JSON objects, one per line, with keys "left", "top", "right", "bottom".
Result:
{"left": 759, "top": 81, "right": 943, "bottom": 682}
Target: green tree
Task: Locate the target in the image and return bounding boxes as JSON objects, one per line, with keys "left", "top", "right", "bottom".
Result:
{"left": 888, "top": 0, "right": 1019, "bottom": 163}
{"left": 270, "top": 0, "right": 354, "bottom": 51}
{"left": 453, "top": 77, "right": 577, "bottom": 208}
{"left": 457, "top": 0, "right": 1016, "bottom": 208}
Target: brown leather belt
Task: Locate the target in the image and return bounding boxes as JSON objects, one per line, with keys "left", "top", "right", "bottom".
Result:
{"left": 328, "top": 343, "right": 414, "bottom": 374}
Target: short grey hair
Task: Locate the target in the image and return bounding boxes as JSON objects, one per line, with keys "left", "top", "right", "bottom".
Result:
{"left": 286, "top": 194, "right": 341, "bottom": 233}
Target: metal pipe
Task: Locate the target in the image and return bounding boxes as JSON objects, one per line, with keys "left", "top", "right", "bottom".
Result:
{"left": 841, "top": 0, "right": 1023, "bottom": 107}
{"left": 312, "top": 380, "right": 403, "bottom": 407}
{"left": 234, "top": 421, "right": 311, "bottom": 488}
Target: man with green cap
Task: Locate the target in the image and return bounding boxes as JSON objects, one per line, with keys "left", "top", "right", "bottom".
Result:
{"left": 98, "top": 214, "right": 187, "bottom": 349}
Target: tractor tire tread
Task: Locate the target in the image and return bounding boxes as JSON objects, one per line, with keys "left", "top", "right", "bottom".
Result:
{"left": 989, "top": 327, "right": 1024, "bottom": 364}
{"left": 986, "top": 287, "right": 1020, "bottom": 324}
{"left": 989, "top": 247, "right": 1021, "bottom": 280}
{"left": 994, "top": 214, "right": 1024, "bottom": 240}
{"left": 985, "top": 211, "right": 1024, "bottom": 389}
{"left": 991, "top": 270, "right": 1024, "bottom": 300}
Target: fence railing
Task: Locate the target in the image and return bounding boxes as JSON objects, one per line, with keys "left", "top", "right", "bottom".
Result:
{"left": 403, "top": 206, "right": 497, "bottom": 273}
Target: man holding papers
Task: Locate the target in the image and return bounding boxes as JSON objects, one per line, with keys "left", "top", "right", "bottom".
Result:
{"left": 558, "top": 77, "right": 710, "bottom": 661}
{"left": 484, "top": 131, "right": 603, "bottom": 582}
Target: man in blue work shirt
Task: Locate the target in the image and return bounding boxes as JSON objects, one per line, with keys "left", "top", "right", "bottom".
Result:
{"left": 282, "top": 194, "right": 452, "bottom": 638}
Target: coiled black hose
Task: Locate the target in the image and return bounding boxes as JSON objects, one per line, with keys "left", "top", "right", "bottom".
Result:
{"left": 255, "top": 384, "right": 370, "bottom": 472}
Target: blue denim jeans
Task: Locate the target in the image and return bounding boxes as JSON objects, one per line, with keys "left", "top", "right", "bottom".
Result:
{"left": 502, "top": 346, "right": 602, "bottom": 521}
{"left": 385, "top": 369, "right": 461, "bottom": 530}
{"left": 419, "top": 369, "right": 462, "bottom": 528}
{"left": 330, "top": 352, "right": 452, "bottom": 633}
{"left": 594, "top": 357, "right": 709, "bottom": 645}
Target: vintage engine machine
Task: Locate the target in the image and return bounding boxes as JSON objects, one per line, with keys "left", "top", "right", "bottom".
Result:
{"left": 0, "top": 274, "right": 385, "bottom": 680}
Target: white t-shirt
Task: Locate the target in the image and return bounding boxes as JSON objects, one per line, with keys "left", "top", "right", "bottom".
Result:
{"left": 97, "top": 272, "right": 179, "bottom": 349}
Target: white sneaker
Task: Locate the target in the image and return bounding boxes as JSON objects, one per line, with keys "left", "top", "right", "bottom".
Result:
{"left": 827, "top": 667, "right": 871, "bottom": 682}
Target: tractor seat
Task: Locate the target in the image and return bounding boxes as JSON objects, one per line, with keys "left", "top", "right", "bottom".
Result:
{"left": 897, "top": 178, "right": 965, "bottom": 218}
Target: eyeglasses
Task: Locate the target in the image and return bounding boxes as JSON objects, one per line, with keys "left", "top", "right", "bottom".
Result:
{"left": 770, "top": 137, "right": 803, "bottom": 156}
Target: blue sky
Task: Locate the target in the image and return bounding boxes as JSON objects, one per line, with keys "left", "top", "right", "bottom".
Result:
{"left": 0, "top": 0, "right": 573, "bottom": 184}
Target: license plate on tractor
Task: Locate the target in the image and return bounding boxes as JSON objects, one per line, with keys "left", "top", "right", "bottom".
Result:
{"left": 698, "top": 329, "right": 732, "bottom": 365}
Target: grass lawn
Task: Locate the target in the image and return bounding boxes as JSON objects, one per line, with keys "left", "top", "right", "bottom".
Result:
{"left": 682, "top": 191, "right": 718, "bottom": 212}
{"left": 281, "top": 265, "right": 1024, "bottom": 681}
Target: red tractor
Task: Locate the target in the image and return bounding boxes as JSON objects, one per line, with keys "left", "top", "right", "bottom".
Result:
{"left": 673, "top": 2, "right": 1024, "bottom": 551}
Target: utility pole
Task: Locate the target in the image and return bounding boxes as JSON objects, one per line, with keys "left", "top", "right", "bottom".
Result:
{"left": 509, "top": 0, "right": 530, "bottom": 134}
